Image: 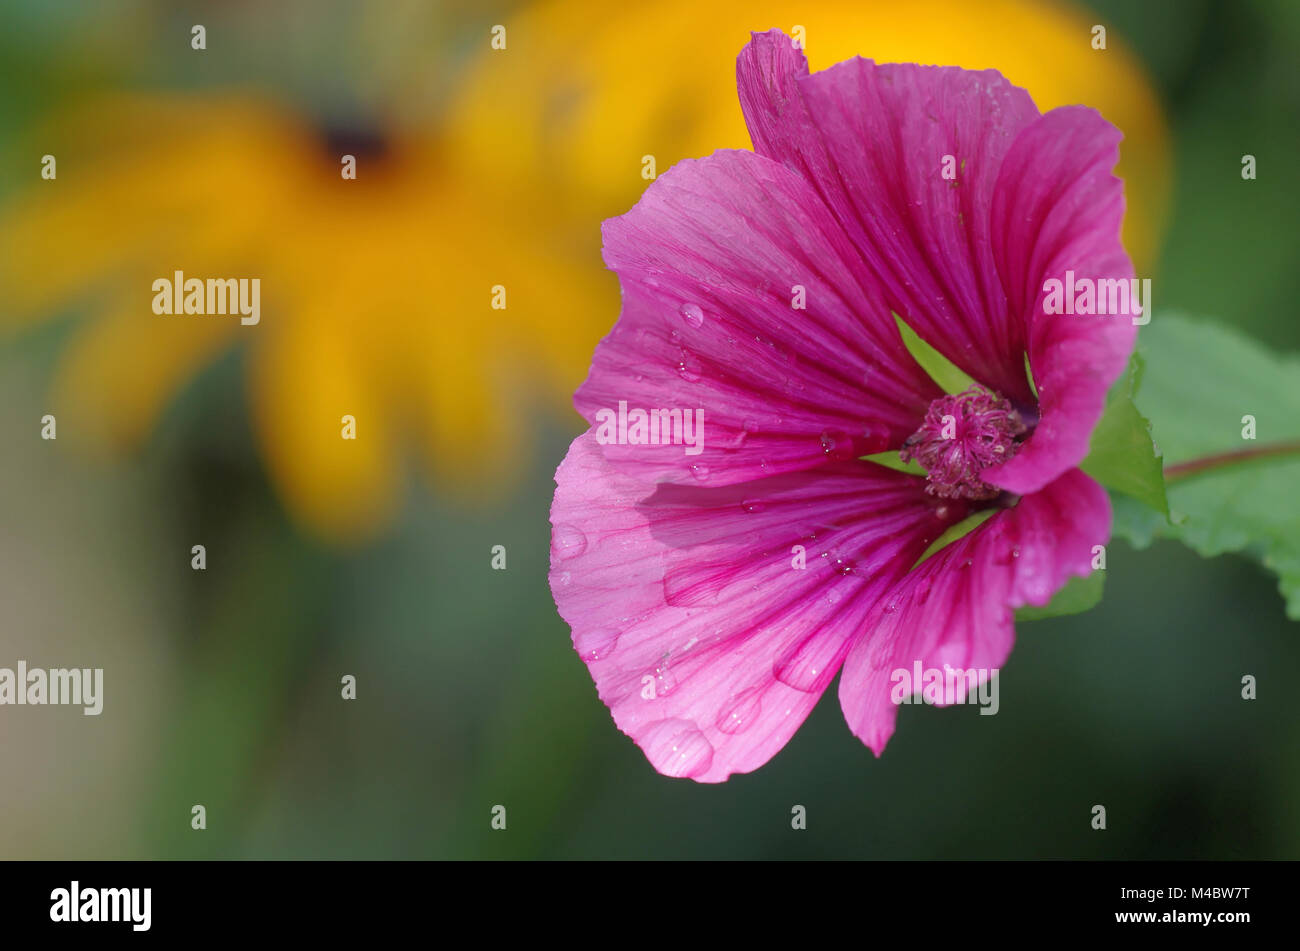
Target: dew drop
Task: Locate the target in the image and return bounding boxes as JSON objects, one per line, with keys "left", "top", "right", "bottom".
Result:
{"left": 819, "top": 429, "right": 855, "bottom": 460}
{"left": 675, "top": 348, "right": 702, "bottom": 382}
{"left": 774, "top": 639, "right": 827, "bottom": 692}
{"left": 653, "top": 660, "right": 678, "bottom": 696}
{"left": 639, "top": 719, "right": 713, "bottom": 778}
{"left": 716, "top": 688, "right": 763, "bottom": 735}
{"left": 741, "top": 498, "right": 766, "bottom": 514}
{"left": 574, "top": 628, "right": 620, "bottom": 661}
{"left": 690, "top": 462, "right": 711, "bottom": 482}
{"left": 822, "top": 551, "right": 856, "bottom": 576}
{"left": 994, "top": 545, "right": 1022, "bottom": 565}
{"left": 678, "top": 302, "right": 705, "bottom": 328}
{"left": 551, "top": 523, "right": 588, "bottom": 560}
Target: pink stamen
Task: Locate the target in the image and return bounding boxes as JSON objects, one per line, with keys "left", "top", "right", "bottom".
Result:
{"left": 900, "top": 385, "right": 1028, "bottom": 500}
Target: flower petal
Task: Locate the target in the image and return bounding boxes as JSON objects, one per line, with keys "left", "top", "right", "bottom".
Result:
{"left": 983, "top": 106, "right": 1136, "bottom": 495}
{"left": 248, "top": 309, "right": 403, "bottom": 544}
{"left": 586, "top": 148, "right": 941, "bottom": 486}
{"left": 838, "top": 467, "right": 1110, "bottom": 754}
{"left": 550, "top": 431, "right": 965, "bottom": 781}
{"left": 737, "top": 29, "right": 1041, "bottom": 403}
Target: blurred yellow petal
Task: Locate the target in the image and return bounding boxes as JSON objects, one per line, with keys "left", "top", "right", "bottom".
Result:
{"left": 54, "top": 291, "right": 240, "bottom": 449}
{"left": 446, "top": 0, "right": 1169, "bottom": 269}
{"left": 249, "top": 305, "right": 403, "bottom": 545}
{"left": 0, "top": 89, "right": 608, "bottom": 542}
{"left": 0, "top": 96, "right": 301, "bottom": 326}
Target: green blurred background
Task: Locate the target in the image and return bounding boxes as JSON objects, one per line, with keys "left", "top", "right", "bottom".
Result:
{"left": 1, "top": 0, "right": 1297, "bottom": 859}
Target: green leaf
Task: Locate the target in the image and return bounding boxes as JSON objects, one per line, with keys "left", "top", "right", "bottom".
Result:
{"left": 1121, "top": 313, "right": 1300, "bottom": 619}
{"left": 1014, "top": 571, "right": 1105, "bottom": 621}
{"left": 895, "top": 313, "right": 974, "bottom": 394}
{"left": 860, "top": 450, "right": 924, "bottom": 476}
{"left": 1081, "top": 352, "right": 1169, "bottom": 517}
{"left": 913, "top": 508, "right": 996, "bottom": 567}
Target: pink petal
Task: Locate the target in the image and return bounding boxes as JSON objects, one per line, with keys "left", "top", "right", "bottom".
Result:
{"left": 586, "top": 148, "right": 941, "bottom": 487}
{"left": 984, "top": 107, "right": 1137, "bottom": 495}
{"left": 737, "top": 29, "right": 1040, "bottom": 402}
{"left": 550, "top": 431, "right": 965, "bottom": 782}
{"left": 838, "top": 467, "right": 1110, "bottom": 755}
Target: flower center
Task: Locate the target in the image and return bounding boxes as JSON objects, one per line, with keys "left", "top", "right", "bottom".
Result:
{"left": 317, "top": 121, "right": 391, "bottom": 162}
{"left": 900, "top": 385, "right": 1027, "bottom": 500}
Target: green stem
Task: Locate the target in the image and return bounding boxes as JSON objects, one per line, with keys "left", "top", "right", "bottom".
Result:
{"left": 1164, "top": 441, "right": 1300, "bottom": 483}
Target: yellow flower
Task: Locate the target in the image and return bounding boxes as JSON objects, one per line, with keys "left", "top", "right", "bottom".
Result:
{"left": 2, "top": 0, "right": 1167, "bottom": 543}
{"left": 1, "top": 94, "right": 611, "bottom": 542}
{"left": 447, "top": 0, "right": 1168, "bottom": 271}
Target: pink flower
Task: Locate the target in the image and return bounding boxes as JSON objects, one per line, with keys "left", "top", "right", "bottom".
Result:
{"left": 549, "top": 29, "right": 1135, "bottom": 781}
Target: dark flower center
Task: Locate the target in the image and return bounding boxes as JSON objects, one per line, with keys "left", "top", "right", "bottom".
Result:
{"left": 900, "top": 385, "right": 1027, "bottom": 500}
{"left": 317, "top": 121, "right": 391, "bottom": 163}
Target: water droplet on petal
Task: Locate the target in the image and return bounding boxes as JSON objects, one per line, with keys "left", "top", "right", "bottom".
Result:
{"left": 653, "top": 660, "right": 678, "bottom": 696}
{"left": 675, "top": 348, "right": 702, "bottom": 382}
{"left": 638, "top": 719, "right": 713, "bottom": 778}
{"left": 678, "top": 302, "right": 705, "bottom": 328}
{"left": 822, "top": 550, "right": 856, "bottom": 576}
{"left": 574, "top": 628, "right": 620, "bottom": 661}
{"left": 819, "top": 429, "right": 855, "bottom": 460}
{"left": 741, "top": 498, "right": 766, "bottom": 514}
{"left": 716, "top": 688, "right": 763, "bottom": 735}
{"left": 994, "top": 545, "right": 1022, "bottom": 566}
{"left": 551, "top": 523, "right": 588, "bottom": 560}
{"left": 690, "top": 462, "right": 710, "bottom": 482}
